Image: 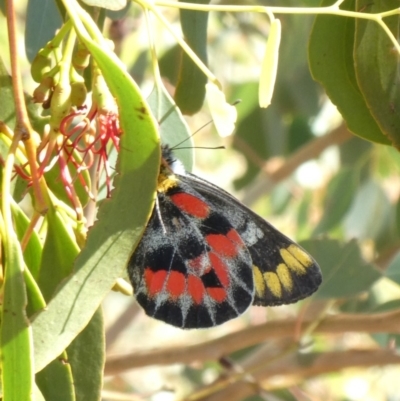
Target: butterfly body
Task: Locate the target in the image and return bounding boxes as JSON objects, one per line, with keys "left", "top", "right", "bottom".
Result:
{"left": 128, "top": 146, "right": 322, "bottom": 329}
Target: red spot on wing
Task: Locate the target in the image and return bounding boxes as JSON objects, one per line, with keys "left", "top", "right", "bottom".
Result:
{"left": 206, "top": 229, "right": 243, "bottom": 258}
{"left": 145, "top": 268, "right": 167, "bottom": 296}
{"left": 170, "top": 193, "right": 210, "bottom": 218}
{"left": 209, "top": 252, "right": 230, "bottom": 287}
{"left": 166, "top": 271, "right": 186, "bottom": 298}
{"left": 188, "top": 275, "right": 205, "bottom": 304}
{"left": 227, "top": 229, "right": 245, "bottom": 246}
{"left": 207, "top": 287, "right": 227, "bottom": 302}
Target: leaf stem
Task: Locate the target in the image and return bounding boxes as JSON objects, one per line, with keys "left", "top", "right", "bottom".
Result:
{"left": 151, "top": 0, "right": 400, "bottom": 53}
{"left": 137, "top": 0, "right": 221, "bottom": 88}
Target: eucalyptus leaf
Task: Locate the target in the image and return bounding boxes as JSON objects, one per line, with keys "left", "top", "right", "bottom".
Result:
{"left": 36, "top": 353, "right": 75, "bottom": 401}
{"left": 67, "top": 309, "right": 104, "bottom": 401}
{"left": 1, "top": 231, "right": 33, "bottom": 400}
{"left": 313, "top": 168, "right": 357, "bottom": 235}
{"left": 147, "top": 84, "right": 193, "bottom": 171}
{"left": 25, "top": 0, "right": 63, "bottom": 62}
{"left": 308, "top": 0, "right": 390, "bottom": 145}
{"left": 301, "top": 239, "right": 382, "bottom": 299}
{"left": 344, "top": 180, "right": 391, "bottom": 241}
{"left": 174, "top": 0, "right": 209, "bottom": 115}
{"left": 354, "top": 0, "right": 400, "bottom": 148}
{"left": 32, "top": 26, "right": 160, "bottom": 372}
{"left": 38, "top": 206, "right": 80, "bottom": 301}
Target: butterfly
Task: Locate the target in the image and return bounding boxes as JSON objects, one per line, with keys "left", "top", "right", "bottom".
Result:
{"left": 127, "top": 146, "right": 322, "bottom": 329}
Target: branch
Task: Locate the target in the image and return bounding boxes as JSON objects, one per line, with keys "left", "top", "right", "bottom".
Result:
{"left": 105, "top": 308, "right": 400, "bottom": 374}
{"left": 185, "top": 349, "right": 400, "bottom": 401}
{"left": 234, "top": 123, "right": 352, "bottom": 205}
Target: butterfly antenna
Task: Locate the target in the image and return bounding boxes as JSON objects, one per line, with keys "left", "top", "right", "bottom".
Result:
{"left": 176, "top": 145, "right": 225, "bottom": 151}
{"left": 171, "top": 120, "right": 214, "bottom": 149}
{"left": 172, "top": 99, "right": 240, "bottom": 149}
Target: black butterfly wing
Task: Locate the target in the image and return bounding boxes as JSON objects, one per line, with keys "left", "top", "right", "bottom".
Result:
{"left": 128, "top": 180, "right": 254, "bottom": 329}
{"left": 183, "top": 173, "right": 322, "bottom": 307}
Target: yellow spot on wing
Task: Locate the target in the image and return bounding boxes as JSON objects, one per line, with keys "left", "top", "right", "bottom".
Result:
{"left": 287, "top": 244, "right": 313, "bottom": 267}
{"left": 253, "top": 265, "right": 266, "bottom": 298}
{"left": 264, "top": 272, "right": 282, "bottom": 297}
{"left": 276, "top": 263, "right": 293, "bottom": 291}
{"left": 280, "top": 247, "right": 307, "bottom": 274}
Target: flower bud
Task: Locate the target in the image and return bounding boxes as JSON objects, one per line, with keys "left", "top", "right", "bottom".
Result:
{"left": 31, "top": 54, "right": 52, "bottom": 83}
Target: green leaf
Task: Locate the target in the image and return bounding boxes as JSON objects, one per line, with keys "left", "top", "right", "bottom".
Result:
{"left": 0, "top": 56, "right": 19, "bottom": 128}
{"left": 38, "top": 206, "right": 80, "bottom": 301}
{"left": 34, "top": 208, "right": 80, "bottom": 401}
{"left": 25, "top": 0, "right": 63, "bottom": 62}
{"left": 33, "top": 383, "right": 46, "bottom": 401}
{"left": 0, "top": 55, "right": 48, "bottom": 135}
{"left": 301, "top": 238, "right": 382, "bottom": 299}
{"left": 32, "top": 26, "right": 159, "bottom": 373}
{"left": 369, "top": 299, "right": 400, "bottom": 351}
{"left": 1, "top": 231, "right": 34, "bottom": 400}
{"left": 343, "top": 180, "right": 391, "bottom": 241}
{"left": 270, "top": 184, "right": 292, "bottom": 216}
{"left": 385, "top": 251, "right": 400, "bottom": 285}
{"left": 339, "top": 289, "right": 380, "bottom": 313}
{"left": 354, "top": 0, "right": 400, "bottom": 148}
{"left": 147, "top": 84, "right": 193, "bottom": 171}
{"left": 11, "top": 200, "right": 42, "bottom": 280}
{"left": 11, "top": 200, "right": 45, "bottom": 317}
{"left": 308, "top": 0, "right": 390, "bottom": 145}
{"left": 35, "top": 353, "right": 75, "bottom": 401}
{"left": 313, "top": 168, "right": 357, "bottom": 235}
{"left": 259, "top": 18, "right": 281, "bottom": 108}
{"left": 67, "top": 309, "right": 104, "bottom": 401}
{"left": 174, "top": 0, "right": 209, "bottom": 115}
{"left": 396, "top": 197, "right": 400, "bottom": 238}
{"left": 296, "top": 190, "right": 313, "bottom": 239}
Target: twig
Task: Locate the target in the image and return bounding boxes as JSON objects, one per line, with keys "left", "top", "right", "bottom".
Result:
{"left": 185, "top": 349, "right": 400, "bottom": 401}
{"left": 235, "top": 123, "right": 352, "bottom": 200}
{"left": 105, "top": 308, "right": 400, "bottom": 374}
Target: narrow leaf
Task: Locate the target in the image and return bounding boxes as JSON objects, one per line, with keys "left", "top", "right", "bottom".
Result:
{"left": 67, "top": 309, "right": 104, "bottom": 401}
{"left": 25, "top": 0, "right": 63, "bottom": 62}
{"left": 206, "top": 83, "right": 237, "bottom": 137}
{"left": 147, "top": 84, "right": 193, "bottom": 171}
{"left": 11, "top": 200, "right": 42, "bottom": 280}
{"left": 38, "top": 207, "right": 80, "bottom": 301}
{"left": 344, "top": 180, "right": 391, "bottom": 241}
{"left": 354, "top": 0, "right": 400, "bottom": 148}
{"left": 308, "top": 0, "right": 390, "bottom": 145}
{"left": 35, "top": 354, "right": 75, "bottom": 401}
{"left": 385, "top": 251, "right": 400, "bottom": 285}
{"left": 174, "top": 0, "right": 210, "bottom": 115}
{"left": 1, "top": 231, "right": 34, "bottom": 400}
{"left": 312, "top": 168, "right": 357, "bottom": 235}
{"left": 32, "top": 28, "right": 160, "bottom": 372}
{"left": 259, "top": 18, "right": 281, "bottom": 108}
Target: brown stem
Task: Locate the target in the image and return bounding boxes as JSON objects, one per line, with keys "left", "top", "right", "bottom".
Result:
{"left": 6, "top": 0, "right": 48, "bottom": 214}
{"left": 6, "top": 0, "right": 29, "bottom": 127}
{"left": 105, "top": 308, "right": 400, "bottom": 374}
{"left": 20, "top": 212, "right": 41, "bottom": 252}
